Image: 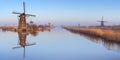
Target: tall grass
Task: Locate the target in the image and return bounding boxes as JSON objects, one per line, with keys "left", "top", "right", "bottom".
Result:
{"left": 65, "top": 26, "right": 120, "bottom": 42}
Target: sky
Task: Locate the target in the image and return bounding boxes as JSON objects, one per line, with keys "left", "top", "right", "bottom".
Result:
{"left": 0, "top": 0, "right": 120, "bottom": 26}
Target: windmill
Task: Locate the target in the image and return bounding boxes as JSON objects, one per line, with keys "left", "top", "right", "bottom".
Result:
{"left": 98, "top": 16, "right": 107, "bottom": 27}
{"left": 12, "top": 32, "right": 36, "bottom": 59}
{"left": 12, "top": 2, "right": 36, "bottom": 32}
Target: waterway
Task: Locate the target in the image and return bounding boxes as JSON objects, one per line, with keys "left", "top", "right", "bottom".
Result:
{"left": 0, "top": 28, "right": 120, "bottom": 60}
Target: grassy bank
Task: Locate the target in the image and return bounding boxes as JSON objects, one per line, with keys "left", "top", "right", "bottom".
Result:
{"left": 64, "top": 26, "right": 120, "bottom": 42}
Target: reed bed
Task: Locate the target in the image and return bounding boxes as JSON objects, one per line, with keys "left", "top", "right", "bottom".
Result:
{"left": 65, "top": 26, "right": 120, "bottom": 42}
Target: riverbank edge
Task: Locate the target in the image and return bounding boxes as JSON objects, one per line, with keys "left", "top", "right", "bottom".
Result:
{"left": 64, "top": 27, "right": 120, "bottom": 43}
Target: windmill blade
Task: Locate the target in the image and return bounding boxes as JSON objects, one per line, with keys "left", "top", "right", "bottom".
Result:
{"left": 12, "top": 12, "right": 22, "bottom": 14}
{"left": 23, "top": 47, "right": 26, "bottom": 59}
{"left": 26, "top": 14, "right": 36, "bottom": 17}
{"left": 23, "top": 2, "right": 26, "bottom": 13}
{"left": 26, "top": 43, "right": 36, "bottom": 46}
{"left": 12, "top": 46, "right": 22, "bottom": 49}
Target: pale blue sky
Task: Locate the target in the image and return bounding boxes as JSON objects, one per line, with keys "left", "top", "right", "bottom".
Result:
{"left": 0, "top": 0, "right": 120, "bottom": 26}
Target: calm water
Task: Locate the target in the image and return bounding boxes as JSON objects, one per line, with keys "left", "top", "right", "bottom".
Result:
{"left": 0, "top": 28, "right": 120, "bottom": 60}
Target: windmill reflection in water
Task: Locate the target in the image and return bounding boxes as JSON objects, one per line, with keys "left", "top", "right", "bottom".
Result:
{"left": 12, "top": 31, "right": 36, "bottom": 59}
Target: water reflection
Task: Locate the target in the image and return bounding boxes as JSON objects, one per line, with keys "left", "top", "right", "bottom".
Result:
{"left": 12, "top": 31, "right": 36, "bottom": 59}
{"left": 11, "top": 29, "right": 51, "bottom": 59}
{"left": 68, "top": 30, "right": 120, "bottom": 51}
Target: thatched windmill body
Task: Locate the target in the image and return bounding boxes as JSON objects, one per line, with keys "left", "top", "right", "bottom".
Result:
{"left": 13, "top": 2, "right": 36, "bottom": 32}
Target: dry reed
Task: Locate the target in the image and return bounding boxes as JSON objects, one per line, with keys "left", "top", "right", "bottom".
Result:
{"left": 65, "top": 26, "right": 120, "bottom": 42}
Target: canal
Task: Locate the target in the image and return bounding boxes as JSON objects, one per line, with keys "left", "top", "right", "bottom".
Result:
{"left": 0, "top": 28, "right": 120, "bottom": 60}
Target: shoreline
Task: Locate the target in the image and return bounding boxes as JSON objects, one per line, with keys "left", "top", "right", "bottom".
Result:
{"left": 64, "top": 26, "right": 120, "bottom": 43}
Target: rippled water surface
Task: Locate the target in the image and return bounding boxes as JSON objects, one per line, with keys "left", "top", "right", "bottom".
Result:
{"left": 0, "top": 28, "right": 120, "bottom": 60}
